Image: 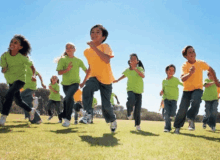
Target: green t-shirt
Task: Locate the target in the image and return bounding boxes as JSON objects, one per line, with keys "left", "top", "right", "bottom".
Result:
{"left": 49, "top": 83, "right": 61, "bottom": 101}
{"left": 56, "top": 56, "right": 87, "bottom": 85}
{"left": 201, "top": 79, "right": 218, "bottom": 101}
{"left": 123, "top": 67, "right": 144, "bottom": 94}
{"left": 0, "top": 52, "right": 32, "bottom": 84}
{"left": 110, "top": 93, "right": 116, "bottom": 105}
{"left": 162, "top": 77, "right": 183, "bottom": 101}
{"left": 92, "top": 97, "right": 97, "bottom": 108}
{"left": 23, "top": 66, "right": 39, "bottom": 90}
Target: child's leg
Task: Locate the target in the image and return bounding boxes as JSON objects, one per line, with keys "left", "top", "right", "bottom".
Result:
{"left": 164, "top": 100, "right": 172, "bottom": 130}
{"left": 100, "top": 83, "right": 116, "bottom": 123}
{"left": 202, "top": 101, "right": 211, "bottom": 125}
{"left": 20, "top": 89, "right": 33, "bottom": 118}
{"left": 63, "top": 84, "right": 79, "bottom": 121}
{"left": 133, "top": 93, "right": 142, "bottom": 126}
{"left": 74, "top": 110, "right": 78, "bottom": 121}
{"left": 55, "top": 101, "right": 62, "bottom": 121}
{"left": 186, "top": 89, "right": 203, "bottom": 120}
{"left": 83, "top": 77, "right": 99, "bottom": 114}
{"left": 126, "top": 91, "right": 136, "bottom": 117}
{"left": 208, "top": 100, "right": 218, "bottom": 127}
{"left": 174, "top": 91, "right": 191, "bottom": 128}
{"left": 47, "top": 100, "right": 53, "bottom": 117}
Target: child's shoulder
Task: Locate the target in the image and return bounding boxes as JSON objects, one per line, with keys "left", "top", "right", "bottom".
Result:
{"left": 1, "top": 51, "right": 9, "bottom": 57}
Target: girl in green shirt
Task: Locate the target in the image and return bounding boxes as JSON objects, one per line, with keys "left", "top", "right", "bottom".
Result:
{"left": 0, "top": 35, "right": 36, "bottom": 126}
{"left": 114, "top": 53, "right": 145, "bottom": 131}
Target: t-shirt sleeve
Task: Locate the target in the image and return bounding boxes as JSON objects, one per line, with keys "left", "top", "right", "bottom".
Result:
{"left": 102, "top": 44, "right": 114, "bottom": 58}
{"left": 177, "top": 78, "right": 183, "bottom": 86}
{"left": 56, "top": 58, "right": 65, "bottom": 71}
{"left": 122, "top": 68, "right": 129, "bottom": 77}
{"left": 23, "top": 56, "right": 33, "bottom": 67}
{"left": 181, "top": 63, "right": 188, "bottom": 75}
{"left": 203, "top": 79, "right": 209, "bottom": 86}
{"left": 138, "top": 67, "right": 145, "bottom": 75}
{"left": 79, "top": 59, "right": 87, "bottom": 71}
{"left": 0, "top": 52, "right": 7, "bottom": 68}
{"left": 201, "top": 61, "right": 209, "bottom": 71}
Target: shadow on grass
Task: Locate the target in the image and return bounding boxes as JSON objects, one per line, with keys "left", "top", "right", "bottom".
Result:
{"left": 79, "top": 133, "right": 120, "bottom": 147}
{"left": 0, "top": 123, "right": 32, "bottom": 133}
{"left": 11, "top": 121, "right": 27, "bottom": 123}
{"left": 130, "top": 130, "right": 159, "bottom": 136}
{"left": 179, "top": 132, "right": 220, "bottom": 142}
{"left": 206, "top": 130, "right": 220, "bottom": 134}
{"left": 43, "top": 122, "right": 59, "bottom": 125}
{"left": 50, "top": 128, "right": 78, "bottom": 134}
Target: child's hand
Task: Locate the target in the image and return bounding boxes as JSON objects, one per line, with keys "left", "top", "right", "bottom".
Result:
{"left": 189, "top": 66, "right": 195, "bottom": 75}
{"left": 160, "top": 90, "right": 164, "bottom": 96}
{"left": 67, "top": 62, "right": 73, "bottom": 71}
{"left": 87, "top": 41, "right": 96, "bottom": 49}
{"left": 2, "top": 67, "right": 7, "bottom": 73}
{"left": 113, "top": 80, "right": 118, "bottom": 83}
{"left": 49, "top": 86, "right": 52, "bottom": 90}
{"left": 42, "top": 83, "right": 46, "bottom": 89}
{"left": 130, "top": 62, "right": 137, "bottom": 70}
{"left": 80, "top": 82, "right": 85, "bottom": 88}
{"left": 31, "top": 76, "right": 36, "bottom": 82}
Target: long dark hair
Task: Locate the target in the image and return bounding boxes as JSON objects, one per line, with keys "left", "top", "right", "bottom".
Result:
{"left": 128, "top": 53, "right": 145, "bottom": 71}
{"left": 8, "top": 35, "right": 31, "bottom": 56}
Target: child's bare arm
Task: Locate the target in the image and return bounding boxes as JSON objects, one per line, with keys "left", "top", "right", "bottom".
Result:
{"left": 37, "top": 73, "right": 46, "bottom": 89}
{"left": 80, "top": 66, "right": 91, "bottom": 88}
{"left": 208, "top": 67, "right": 220, "bottom": 87}
{"left": 113, "top": 75, "right": 126, "bottom": 83}
{"left": 204, "top": 82, "right": 215, "bottom": 88}
{"left": 58, "top": 62, "right": 73, "bottom": 75}
{"left": 49, "top": 86, "right": 58, "bottom": 94}
{"left": 31, "top": 65, "right": 36, "bottom": 81}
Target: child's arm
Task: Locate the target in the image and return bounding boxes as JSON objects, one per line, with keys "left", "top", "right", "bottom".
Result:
{"left": 58, "top": 62, "right": 73, "bottom": 75}
{"left": 113, "top": 75, "right": 126, "bottom": 83}
{"left": 80, "top": 66, "right": 91, "bottom": 88}
{"left": 114, "top": 95, "right": 120, "bottom": 104}
{"left": 30, "top": 65, "right": 36, "bottom": 82}
{"left": 49, "top": 85, "right": 58, "bottom": 94}
{"left": 204, "top": 82, "right": 215, "bottom": 88}
{"left": 133, "top": 68, "right": 145, "bottom": 78}
{"left": 208, "top": 67, "right": 220, "bottom": 87}
{"left": 181, "top": 66, "right": 195, "bottom": 82}
{"left": 87, "top": 42, "right": 111, "bottom": 64}
{"left": 36, "top": 73, "right": 46, "bottom": 89}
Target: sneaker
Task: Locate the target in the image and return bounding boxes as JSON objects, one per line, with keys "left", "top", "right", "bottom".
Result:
{"left": 36, "top": 120, "right": 42, "bottom": 124}
{"left": 174, "top": 128, "right": 180, "bottom": 134}
{"left": 79, "top": 114, "right": 88, "bottom": 124}
{"left": 127, "top": 115, "right": 132, "bottom": 120}
{"left": 58, "top": 120, "right": 62, "bottom": 123}
{"left": 47, "top": 116, "right": 53, "bottom": 121}
{"left": 87, "top": 114, "right": 92, "bottom": 123}
{"left": 62, "top": 119, "right": 70, "bottom": 127}
{"left": 211, "top": 126, "right": 216, "bottom": 132}
{"left": 188, "top": 119, "right": 195, "bottom": 131}
{"left": 136, "top": 125, "right": 141, "bottom": 131}
{"left": 29, "top": 108, "right": 36, "bottom": 121}
{"left": 90, "top": 120, "right": 93, "bottom": 124}
{"left": 74, "top": 120, "right": 78, "bottom": 125}
{"left": 110, "top": 120, "right": 117, "bottom": 133}
{"left": 164, "top": 129, "right": 170, "bottom": 132}
{"left": 0, "top": 115, "right": 7, "bottom": 126}
{"left": 203, "top": 123, "right": 206, "bottom": 129}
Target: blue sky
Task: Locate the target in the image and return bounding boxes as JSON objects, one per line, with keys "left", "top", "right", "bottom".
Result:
{"left": 0, "top": 0, "right": 220, "bottom": 115}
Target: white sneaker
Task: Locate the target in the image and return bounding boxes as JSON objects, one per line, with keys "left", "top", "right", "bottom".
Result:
{"left": 188, "top": 119, "right": 195, "bottom": 131}
{"left": 127, "top": 115, "right": 132, "bottom": 120}
{"left": 87, "top": 114, "right": 92, "bottom": 123}
{"left": 0, "top": 115, "right": 7, "bottom": 126}
{"left": 29, "top": 108, "right": 36, "bottom": 121}
{"left": 211, "top": 126, "right": 216, "bottom": 132}
{"left": 164, "top": 129, "right": 170, "bottom": 132}
{"left": 36, "top": 120, "right": 42, "bottom": 124}
{"left": 58, "top": 120, "right": 62, "bottom": 123}
{"left": 136, "top": 125, "right": 141, "bottom": 131}
{"left": 110, "top": 120, "right": 117, "bottom": 133}
{"left": 62, "top": 119, "right": 70, "bottom": 127}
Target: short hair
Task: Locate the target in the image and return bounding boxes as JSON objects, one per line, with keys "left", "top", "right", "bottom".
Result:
{"left": 90, "top": 24, "right": 108, "bottom": 43}
{"left": 9, "top": 35, "right": 31, "bottom": 56}
{"left": 182, "top": 45, "right": 194, "bottom": 58}
{"left": 165, "top": 64, "right": 176, "bottom": 73}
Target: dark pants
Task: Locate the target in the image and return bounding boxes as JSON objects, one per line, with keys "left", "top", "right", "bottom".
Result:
{"left": 163, "top": 99, "right": 177, "bottom": 130}
{"left": 47, "top": 100, "right": 61, "bottom": 121}
{"left": 174, "top": 89, "right": 203, "bottom": 128}
{"left": 59, "top": 83, "right": 79, "bottom": 121}
{"left": 21, "top": 89, "right": 41, "bottom": 123}
{"left": 126, "top": 91, "right": 142, "bottom": 126}
{"left": 203, "top": 100, "right": 218, "bottom": 128}
{"left": 83, "top": 77, "right": 115, "bottom": 123}
{"left": 2, "top": 80, "right": 32, "bottom": 116}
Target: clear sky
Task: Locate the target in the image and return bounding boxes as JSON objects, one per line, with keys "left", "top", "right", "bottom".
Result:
{"left": 0, "top": 0, "right": 220, "bottom": 115}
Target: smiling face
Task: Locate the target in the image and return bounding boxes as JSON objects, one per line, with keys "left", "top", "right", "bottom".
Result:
{"left": 65, "top": 44, "right": 75, "bottom": 57}
{"left": 184, "top": 47, "right": 196, "bottom": 63}
{"left": 90, "top": 27, "right": 105, "bottom": 44}
{"left": 129, "top": 55, "right": 139, "bottom": 67}
{"left": 9, "top": 38, "right": 23, "bottom": 53}
{"left": 51, "top": 76, "right": 58, "bottom": 84}
{"left": 166, "top": 66, "right": 175, "bottom": 78}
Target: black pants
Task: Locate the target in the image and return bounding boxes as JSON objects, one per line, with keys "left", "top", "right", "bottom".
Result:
{"left": 2, "top": 80, "right": 32, "bottom": 116}
{"left": 47, "top": 100, "right": 61, "bottom": 120}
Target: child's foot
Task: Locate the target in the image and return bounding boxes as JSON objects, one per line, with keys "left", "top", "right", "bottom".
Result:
{"left": 110, "top": 120, "right": 117, "bottom": 133}
{"left": 136, "top": 125, "right": 141, "bottom": 131}
{"left": 79, "top": 117, "right": 87, "bottom": 124}
{"left": 47, "top": 116, "right": 53, "bottom": 121}
{"left": 188, "top": 119, "right": 195, "bottom": 131}
{"left": 0, "top": 115, "right": 7, "bottom": 126}
{"left": 58, "top": 120, "right": 62, "bottom": 123}
{"left": 74, "top": 120, "right": 78, "bottom": 125}
{"left": 127, "top": 114, "right": 132, "bottom": 120}
{"left": 36, "top": 120, "right": 42, "bottom": 124}
{"left": 87, "top": 114, "right": 92, "bottom": 123}
{"left": 29, "top": 108, "right": 36, "bottom": 121}
{"left": 211, "top": 126, "right": 216, "bottom": 132}
{"left": 164, "top": 129, "right": 170, "bottom": 132}
{"left": 62, "top": 119, "right": 70, "bottom": 127}
{"left": 174, "top": 128, "right": 180, "bottom": 134}
{"left": 203, "top": 123, "right": 206, "bottom": 129}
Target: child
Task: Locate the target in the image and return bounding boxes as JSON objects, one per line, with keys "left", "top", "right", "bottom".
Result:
{"left": 56, "top": 43, "right": 87, "bottom": 127}
{"left": 114, "top": 53, "right": 145, "bottom": 131}
{"left": 72, "top": 89, "right": 83, "bottom": 124}
{"left": 0, "top": 35, "right": 36, "bottom": 125}
{"left": 21, "top": 64, "right": 46, "bottom": 124}
{"left": 47, "top": 75, "right": 62, "bottom": 123}
{"left": 110, "top": 93, "right": 120, "bottom": 108}
{"left": 174, "top": 45, "right": 220, "bottom": 134}
{"left": 80, "top": 24, "right": 117, "bottom": 132}
{"left": 202, "top": 72, "right": 220, "bottom": 132}
{"left": 160, "top": 64, "right": 183, "bottom": 132}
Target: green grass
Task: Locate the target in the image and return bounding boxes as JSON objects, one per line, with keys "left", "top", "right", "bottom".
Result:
{"left": 0, "top": 114, "right": 219, "bottom": 160}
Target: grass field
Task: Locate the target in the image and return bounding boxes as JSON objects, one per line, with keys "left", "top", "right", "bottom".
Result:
{"left": 0, "top": 114, "right": 219, "bottom": 160}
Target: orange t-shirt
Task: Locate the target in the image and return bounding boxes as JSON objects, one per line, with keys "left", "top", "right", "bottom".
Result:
{"left": 217, "top": 87, "right": 220, "bottom": 97}
{"left": 182, "top": 60, "right": 209, "bottom": 91}
{"left": 84, "top": 43, "right": 115, "bottom": 85}
{"left": 73, "top": 89, "right": 82, "bottom": 102}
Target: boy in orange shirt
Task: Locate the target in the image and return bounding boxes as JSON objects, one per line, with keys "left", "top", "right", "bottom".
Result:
{"left": 174, "top": 45, "right": 220, "bottom": 134}
{"left": 80, "top": 24, "right": 117, "bottom": 133}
